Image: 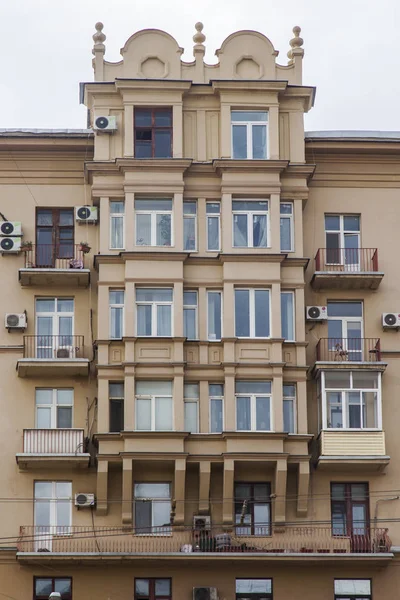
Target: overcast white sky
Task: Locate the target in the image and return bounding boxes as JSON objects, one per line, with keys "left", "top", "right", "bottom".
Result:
{"left": 1, "top": 0, "right": 399, "bottom": 131}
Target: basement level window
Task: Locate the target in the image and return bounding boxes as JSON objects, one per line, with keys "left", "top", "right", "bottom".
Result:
{"left": 134, "top": 107, "right": 172, "bottom": 158}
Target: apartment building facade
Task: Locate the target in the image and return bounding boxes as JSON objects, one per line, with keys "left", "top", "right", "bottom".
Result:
{"left": 0, "top": 21, "right": 399, "bottom": 600}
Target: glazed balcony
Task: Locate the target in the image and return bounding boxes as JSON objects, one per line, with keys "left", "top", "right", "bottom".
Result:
{"left": 312, "top": 248, "right": 383, "bottom": 290}
{"left": 19, "top": 244, "right": 90, "bottom": 287}
{"left": 17, "top": 525, "right": 392, "bottom": 565}
{"left": 318, "top": 430, "right": 389, "bottom": 472}
{"left": 16, "top": 429, "right": 90, "bottom": 470}
{"left": 17, "top": 335, "right": 90, "bottom": 378}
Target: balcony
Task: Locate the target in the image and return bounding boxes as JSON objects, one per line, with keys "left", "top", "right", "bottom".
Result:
{"left": 312, "top": 248, "right": 383, "bottom": 290}
{"left": 314, "top": 338, "right": 385, "bottom": 375}
{"left": 19, "top": 244, "right": 90, "bottom": 287}
{"left": 17, "top": 335, "right": 90, "bottom": 378}
{"left": 16, "top": 525, "right": 392, "bottom": 565}
{"left": 16, "top": 429, "right": 90, "bottom": 470}
{"left": 318, "top": 430, "right": 389, "bottom": 472}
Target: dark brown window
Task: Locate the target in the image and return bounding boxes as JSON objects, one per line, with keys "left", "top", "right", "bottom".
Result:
{"left": 109, "top": 382, "right": 124, "bottom": 433}
{"left": 331, "top": 482, "right": 370, "bottom": 536}
{"left": 34, "top": 577, "right": 72, "bottom": 600}
{"left": 134, "top": 108, "right": 172, "bottom": 158}
{"left": 235, "top": 482, "right": 271, "bottom": 536}
{"left": 36, "top": 208, "right": 74, "bottom": 267}
{"left": 135, "top": 578, "right": 171, "bottom": 600}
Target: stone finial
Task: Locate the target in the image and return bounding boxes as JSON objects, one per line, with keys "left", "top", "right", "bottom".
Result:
{"left": 287, "top": 25, "right": 304, "bottom": 60}
{"left": 92, "top": 22, "right": 106, "bottom": 54}
{"left": 193, "top": 22, "right": 206, "bottom": 45}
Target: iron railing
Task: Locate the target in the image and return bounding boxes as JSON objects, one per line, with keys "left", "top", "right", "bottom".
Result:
{"left": 23, "top": 335, "right": 85, "bottom": 359}
{"left": 315, "top": 248, "right": 379, "bottom": 273}
{"left": 23, "top": 244, "right": 86, "bottom": 270}
{"left": 22, "top": 429, "right": 85, "bottom": 454}
{"left": 17, "top": 525, "right": 391, "bottom": 555}
{"left": 316, "top": 338, "right": 381, "bottom": 362}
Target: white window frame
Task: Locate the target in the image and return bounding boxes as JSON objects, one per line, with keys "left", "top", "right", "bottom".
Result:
{"left": 136, "top": 288, "right": 173, "bottom": 337}
{"left": 206, "top": 202, "right": 221, "bottom": 252}
{"left": 327, "top": 302, "right": 363, "bottom": 360}
{"left": 209, "top": 384, "right": 224, "bottom": 433}
{"left": 109, "top": 289, "right": 125, "bottom": 339}
{"left": 109, "top": 200, "right": 125, "bottom": 250}
{"left": 183, "top": 290, "right": 198, "bottom": 340}
{"left": 231, "top": 110, "right": 269, "bottom": 159}
{"left": 280, "top": 202, "right": 294, "bottom": 252}
{"left": 321, "top": 371, "right": 382, "bottom": 430}
{"left": 283, "top": 384, "right": 296, "bottom": 434}
{"left": 35, "top": 389, "right": 74, "bottom": 429}
{"left": 184, "top": 383, "right": 199, "bottom": 433}
{"left": 35, "top": 298, "right": 74, "bottom": 358}
{"left": 232, "top": 200, "right": 269, "bottom": 248}
{"left": 207, "top": 290, "right": 223, "bottom": 341}
{"left": 281, "top": 290, "right": 295, "bottom": 342}
{"left": 135, "top": 198, "right": 173, "bottom": 247}
{"left": 325, "top": 214, "right": 360, "bottom": 266}
{"left": 134, "top": 482, "right": 172, "bottom": 534}
{"left": 34, "top": 481, "right": 72, "bottom": 531}
{"left": 234, "top": 288, "right": 271, "bottom": 339}
{"left": 135, "top": 385, "right": 173, "bottom": 431}
{"left": 183, "top": 201, "right": 197, "bottom": 252}
{"left": 235, "top": 383, "right": 273, "bottom": 432}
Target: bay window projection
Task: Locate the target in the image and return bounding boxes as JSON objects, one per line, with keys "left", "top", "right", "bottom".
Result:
{"left": 183, "top": 201, "right": 197, "bottom": 251}
{"left": 184, "top": 383, "right": 199, "bottom": 433}
{"left": 236, "top": 381, "right": 272, "bottom": 431}
{"left": 322, "top": 371, "right": 381, "bottom": 430}
{"left": 206, "top": 202, "right": 221, "bottom": 251}
{"left": 35, "top": 389, "right": 73, "bottom": 429}
{"left": 209, "top": 384, "right": 224, "bottom": 433}
{"left": 135, "top": 381, "right": 173, "bottom": 431}
{"left": 207, "top": 291, "right": 222, "bottom": 341}
{"left": 136, "top": 288, "right": 173, "bottom": 337}
{"left": 109, "top": 201, "right": 125, "bottom": 249}
{"left": 109, "top": 290, "right": 124, "bottom": 339}
{"left": 134, "top": 483, "right": 171, "bottom": 533}
{"left": 231, "top": 111, "right": 268, "bottom": 159}
{"left": 281, "top": 291, "right": 295, "bottom": 341}
{"left": 183, "top": 291, "right": 198, "bottom": 340}
{"left": 135, "top": 198, "right": 172, "bottom": 247}
{"left": 235, "top": 289, "right": 270, "bottom": 338}
{"left": 233, "top": 200, "right": 268, "bottom": 248}
{"left": 283, "top": 384, "right": 296, "bottom": 433}
{"left": 280, "top": 202, "right": 294, "bottom": 252}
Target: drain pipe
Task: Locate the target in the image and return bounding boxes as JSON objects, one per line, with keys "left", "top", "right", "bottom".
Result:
{"left": 374, "top": 496, "right": 400, "bottom": 527}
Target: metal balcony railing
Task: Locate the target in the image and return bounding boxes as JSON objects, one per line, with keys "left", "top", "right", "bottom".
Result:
{"left": 23, "top": 244, "right": 86, "bottom": 270}
{"left": 315, "top": 248, "right": 379, "bottom": 273}
{"left": 23, "top": 335, "right": 85, "bottom": 359}
{"left": 17, "top": 525, "right": 391, "bottom": 555}
{"left": 316, "top": 338, "right": 381, "bottom": 362}
{"left": 22, "top": 429, "right": 85, "bottom": 454}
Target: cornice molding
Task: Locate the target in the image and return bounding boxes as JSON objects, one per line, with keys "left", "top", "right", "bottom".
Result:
{"left": 213, "top": 159, "right": 289, "bottom": 174}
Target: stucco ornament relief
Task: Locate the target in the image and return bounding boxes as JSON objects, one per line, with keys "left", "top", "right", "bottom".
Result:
{"left": 234, "top": 56, "right": 263, "bottom": 79}
{"left": 139, "top": 56, "right": 169, "bottom": 78}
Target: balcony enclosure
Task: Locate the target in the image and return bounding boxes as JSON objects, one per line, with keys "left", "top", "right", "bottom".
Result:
{"left": 312, "top": 248, "right": 383, "bottom": 290}
{"left": 16, "top": 429, "right": 90, "bottom": 470}
{"left": 17, "top": 336, "right": 89, "bottom": 377}
{"left": 19, "top": 244, "right": 90, "bottom": 287}
{"left": 316, "top": 338, "right": 381, "bottom": 363}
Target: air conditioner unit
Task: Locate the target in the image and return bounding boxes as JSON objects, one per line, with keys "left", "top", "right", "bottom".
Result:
{"left": 76, "top": 206, "right": 98, "bottom": 223}
{"left": 75, "top": 493, "right": 96, "bottom": 508}
{"left": 5, "top": 313, "right": 27, "bottom": 330}
{"left": 382, "top": 313, "right": 400, "bottom": 329}
{"left": 0, "top": 237, "right": 21, "bottom": 252}
{"left": 306, "top": 306, "right": 328, "bottom": 321}
{"left": 0, "top": 221, "right": 22, "bottom": 236}
{"left": 56, "top": 348, "right": 71, "bottom": 359}
{"left": 193, "top": 515, "right": 211, "bottom": 530}
{"left": 93, "top": 116, "right": 117, "bottom": 132}
{"left": 193, "top": 588, "right": 218, "bottom": 600}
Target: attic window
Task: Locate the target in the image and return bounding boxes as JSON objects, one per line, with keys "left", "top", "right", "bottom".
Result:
{"left": 134, "top": 108, "right": 172, "bottom": 158}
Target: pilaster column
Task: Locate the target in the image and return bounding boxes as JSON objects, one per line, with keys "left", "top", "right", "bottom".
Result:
{"left": 224, "top": 368, "right": 236, "bottom": 431}
{"left": 271, "top": 282, "right": 281, "bottom": 340}
{"left": 296, "top": 379, "right": 308, "bottom": 434}
{"left": 297, "top": 461, "right": 310, "bottom": 517}
{"left": 199, "top": 461, "right": 211, "bottom": 514}
{"left": 174, "top": 369, "right": 184, "bottom": 431}
{"left": 124, "top": 369, "right": 135, "bottom": 431}
{"left": 96, "top": 459, "right": 108, "bottom": 515}
{"left": 97, "top": 284, "right": 109, "bottom": 340}
{"left": 174, "top": 458, "right": 186, "bottom": 525}
{"left": 172, "top": 105, "right": 183, "bottom": 158}
{"left": 125, "top": 192, "right": 135, "bottom": 251}
{"left": 223, "top": 458, "right": 234, "bottom": 524}
{"left": 274, "top": 458, "right": 287, "bottom": 524}
{"left": 268, "top": 105, "right": 280, "bottom": 160}
{"left": 272, "top": 371, "right": 283, "bottom": 432}
{"left": 221, "top": 193, "right": 232, "bottom": 250}
{"left": 269, "top": 193, "right": 280, "bottom": 253}
{"left": 220, "top": 104, "right": 231, "bottom": 158}
{"left": 124, "top": 105, "right": 134, "bottom": 157}
{"left": 97, "top": 377, "right": 109, "bottom": 433}
{"left": 122, "top": 457, "right": 133, "bottom": 525}
{"left": 99, "top": 197, "right": 109, "bottom": 254}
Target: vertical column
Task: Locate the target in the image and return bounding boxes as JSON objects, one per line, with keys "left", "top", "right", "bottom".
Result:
{"left": 197, "top": 198, "right": 206, "bottom": 254}
{"left": 124, "top": 105, "right": 134, "bottom": 157}
{"left": 220, "top": 103, "right": 231, "bottom": 159}
{"left": 289, "top": 111, "right": 305, "bottom": 162}
{"left": 221, "top": 193, "right": 232, "bottom": 251}
{"left": 272, "top": 370, "right": 283, "bottom": 432}
{"left": 199, "top": 379, "right": 209, "bottom": 434}
{"left": 269, "top": 193, "right": 280, "bottom": 253}
{"left": 295, "top": 287, "right": 305, "bottom": 342}
{"left": 122, "top": 457, "right": 133, "bottom": 525}
{"left": 97, "top": 284, "right": 109, "bottom": 340}
{"left": 296, "top": 379, "right": 308, "bottom": 434}
{"left": 124, "top": 368, "right": 135, "bottom": 431}
{"left": 271, "top": 282, "right": 282, "bottom": 340}
{"left": 174, "top": 458, "right": 186, "bottom": 525}
{"left": 198, "top": 286, "right": 207, "bottom": 341}
{"left": 174, "top": 281, "right": 184, "bottom": 338}
{"left": 293, "top": 198, "right": 304, "bottom": 258}
{"left": 174, "top": 369, "right": 184, "bottom": 431}
{"left": 223, "top": 282, "right": 234, "bottom": 338}
{"left": 222, "top": 458, "right": 234, "bottom": 524}
{"left": 274, "top": 458, "right": 287, "bottom": 524}
{"left": 96, "top": 459, "right": 108, "bottom": 515}
{"left": 224, "top": 368, "right": 236, "bottom": 430}
{"left": 268, "top": 105, "right": 280, "bottom": 160}
{"left": 174, "top": 192, "right": 184, "bottom": 251}
{"left": 197, "top": 112, "right": 207, "bottom": 161}
{"left": 172, "top": 104, "right": 183, "bottom": 158}
{"left": 97, "top": 377, "right": 109, "bottom": 433}
{"left": 125, "top": 281, "right": 135, "bottom": 340}
{"left": 99, "top": 197, "right": 109, "bottom": 254}
{"left": 297, "top": 461, "right": 310, "bottom": 517}
{"left": 125, "top": 192, "right": 135, "bottom": 251}
{"left": 199, "top": 461, "right": 211, "bottom": 514}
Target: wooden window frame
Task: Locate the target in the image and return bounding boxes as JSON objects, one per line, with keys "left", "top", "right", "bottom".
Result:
{"left": 331, "top": 482, "right": 370, "bottom": 536}
{"left": 36, "top": 208, "right": 75, "bottom": 265}
{"left": 134, "top": 107, "right": 173, "bottom": 158}
{"left": 234, "top": 482, "right": 272, "bottom": 536}
{"left": 33, "top": 576, "right": 72, "bottom": 600}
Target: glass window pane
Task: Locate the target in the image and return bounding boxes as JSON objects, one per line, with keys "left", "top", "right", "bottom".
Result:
{"left": 137, "top": 305, "right": 152, "bottom": 336}
{"left": 135, "top": 140, "right": 152, "bottom": 158}
{"left": 183, "top": 216, "right": 196, "bottom": 251}
{"left": 235, "top": 289, "right": 250, "bottom": 336}
{"left": 252, "top": 124, "right": 267, "bottom": 159}
{"left": 110, "top": 291, "right": 124, "bottom": 304}
{"left": 325, "top": 215, "right": 340, "bottom": 230}
{"left": 36, "top": 389, "right": 53, "bottom": 405}
{"left": 183, "top": 201, "right": 197, "bottom": 215}
{"left": 35, "top": 579, "right": 53, "bottom": 595}
{"left": 110, "top": 399, "right": 124, "bottom": 433}
{"left": 283, "top": 399, "right": 294, "bottom": 433}
{"left": 348, "top": 391, "right": 361, "bottom": 428}
{"left": 156, "top": 214, "right": 171, "bottom": 246}
{"left": 281, "top": 292, "right": 294, "bottom": 340}
{"left": 208, "top": 292, "right": 221, "bottom": 340}
{"left": 136, "top": 381, "right": 172, "bottom": 395}
{"left": 253, "top": 214, "right": 267, "bottom": 247}
{"left": 135, "top": 109, "right": 152, "bottom": 126}
{"left": 111, "top": 306, "right": 123, "bottom": 338}
{"left": 184, "top": 308, "right": 196, "bottom": 339}
{"left": 136, "top": 398, "right": 151, "bottom": 429}
{"left": 153, "top": 498, "right": 171, "bottom": 527}
{"left": 327, "top": 302, "right": 362, "bottom": 317}
{"left": 54, "top": 579, "right": 72, "bottom": 595}
{"left": 362, "top": 392, "right": 377, "bottom": 427}
{"left": 254, "top": 503, "right": 270, "bottom": 533}
{"left": 136, "top": 288, "right": 173, "bottom": 302}
{"left": 283, "top": 384, "right": 296, "bottom": 398}
{"left": 111, "top": 216, "right": 124, "bottom": 248}
{"left": 210, "top": 398, "right": 223, "bottom": 433}
{"left": 280, "top": 216, "right": 292, "bottom": 251}
{"left": 328, "top": 392, "right": 342, "bottom": 428}
{"left": 37, "top": 210, "right": 53, "bottom": 226}
{"left": 184, "top": 291, "right": 197, "bottom": 305}
{"left": 154, "top": 130, "right": 172, "bottom": 158}
{"left": 256, "top": 397, "right": 270, "bottom": 430}
{"left": 331, "top": 483, "right": 346, "bottom": 500}
{"left": 37, "top": 407, "right": 51, "bottom": 428}
{"left": 156, "top": 304, "right": 171, "bottom": 336}
{"left": 207, "top": 216, "right": 220, "bottom": 250}
{"left": 135, "top": 483, "right": 171, "bottom": 498}
{"left": 135, "top": 579, "right": 150, "bottom": 595}
{"left": 110, "top": 201, "right": 124, "bottom": 214}
{"left": 35, "top": 481, "right": 52, "bottom": 498}
{"left": 233, "top": 200, "right": 268, "bottom": 211}
{"left": 59, "top": 210, "right": 74, "bottom": 226}
{"left": 334, "top": 580, "right": 371, "bottom": 595}
{"left": 136, "top": 213, "right": 152, "bottom": 245}
{"left": 255, "top": 290, "right": 270, "bottom": 337}
{"left": 36, "top": 299, "right": 55, "bottom": 313}
{"left": 236, "top": 579, "right": 272, "bottom": 593}
{"left": 237, "top": 396, "right": 251, "bottom": 430}
{"left": 135, "top": 199, "right": 172, "bottom": 211}
{"left": 236, "top": 381, "right": 271, "bottom": 394}
{"left": 155, "top": 398, "right": 172, "bottom": 430}
{"left": 209, "top": 384, "right": 224, "bottom": 396}
{"left": 231, "top": 112, "right": 268, "bottom": 122}
{"left": 135, "top": 500, "right": 152, "bottom": 531}
{"left": 155, "top": 579, "right": 171, "bottom": 595}
{"left": 206, "top": 202, "right": 220, "bottom": 214}
{"left": 344, "top": 215, "right": 360, "bottom": 231}
{"left": 56, "top": 500, "right": 71, "bottom": 527}
{"left": 57, "top": 407, "right": 72, "bottom": 428}
{"left": 184, "top": 383, "right": 199, "bottom": 398}
{"left": 325, "top": 371, "right": 351, "bottom": 388}
{"left": 184, "top": 401, "right": 198, "bottom": 432}
{"left": 280, "top": 203, "right": 293, "bottom": 215}
{"left": 110, "top": 382, "right": 124, "bottom": 398}
{"left": 57, "top": 299, "right": 74, "bottom": 313}
{"left": 155, "top": 110, "right": 172, "bottom": 126}
{"left": 232, "top": 125, "right": 247, "bottom": 159}
{"left": 56, "top": 482, "right": 72, "bottom": 498}
{"left": 351, "top": 483, "right": 368, "bottom": 500}
{"left": 353, "top": 372, "right": 379, "bottom": 389}
{"left": 233, "top": 213, "right": 248, "bottom": 246}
